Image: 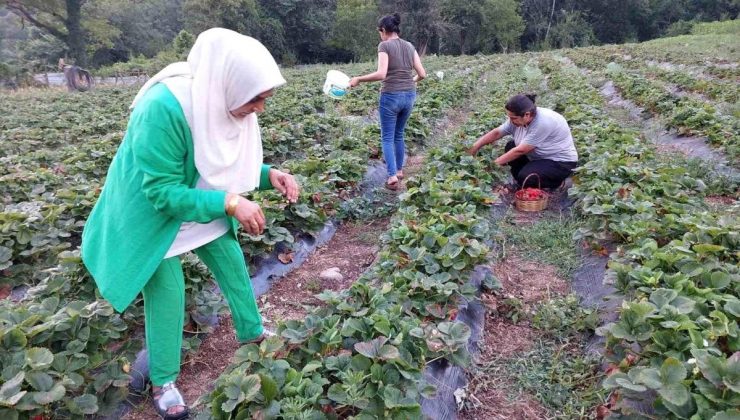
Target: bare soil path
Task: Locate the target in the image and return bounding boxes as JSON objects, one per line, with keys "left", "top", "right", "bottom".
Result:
{"left": 460, "top": 248, "right": 569, "bottom": 420}
{"left": 123, "top": 145, "right": 460, "bottom": 420}
{"left": 123, "top": 217, "right": 391, "bottom": 420}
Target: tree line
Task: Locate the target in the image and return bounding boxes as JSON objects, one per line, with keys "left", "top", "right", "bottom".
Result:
{"left": 0, "top": 0, "right": 738, "bottom": 73}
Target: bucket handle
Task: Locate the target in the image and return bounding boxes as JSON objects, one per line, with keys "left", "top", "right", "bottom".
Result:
{"left": 521, "top": 173, "right": 542, "bottom": 190}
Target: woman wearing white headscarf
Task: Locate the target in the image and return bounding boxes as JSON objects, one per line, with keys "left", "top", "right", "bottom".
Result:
{"left": 81, "top": 28, "right": 298, "bottom": 419}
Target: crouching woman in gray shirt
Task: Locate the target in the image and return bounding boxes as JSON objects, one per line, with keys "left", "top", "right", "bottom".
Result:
{"left": 468, "top": 94, "right": 578, "bottom": 189}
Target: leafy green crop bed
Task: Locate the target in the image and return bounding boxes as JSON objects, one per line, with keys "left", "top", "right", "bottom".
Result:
{"left": 564, "top": 48, "right": 740, "bottom": 162}
{"left": 1, "top": 30, "right": 738, "bottom": 419}
{"left": 0, "top": 56, "right": 483, "bottom": 418}
{"left": 196, "top": 57, "right": 518, "bottom": 419}
{"left": 541, "top": 54, "right": 739, "bottom": 420}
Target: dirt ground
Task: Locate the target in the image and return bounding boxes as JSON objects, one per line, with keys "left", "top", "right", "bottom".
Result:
{"left": 120, "top": 148, "right": 440, "bottom": 419}
{"left": 460, "top": 247, "right": 570, "bottom": 420}
{"left": 705, "top": 194, "right": 738, "bottom": 206}
{"left": 259, "top": 218, "right": 389, "bottom": 326}
{"left": 122, "top": 217, "right": 390, "bottom": 420}
{"left": 258, "top": 155, "right": 428, "bottom": 326}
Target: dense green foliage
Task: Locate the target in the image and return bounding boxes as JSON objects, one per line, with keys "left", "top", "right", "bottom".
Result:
{"left": 0, "top": 54, "right": 482, "bottom": 418}
{"left": 0, "top": 19, "right": 737, "bottom": 420}
{"left": 1, "top": 0, "right": 738, "bottom": 79}
{"left": 198, "top": 55, "right": 519, "bottom": 419}
{"left": 564, "top": 48, "right": 740, "bottom": 162}
{"left": 537, "top": 53, "right": 739, "bottom": 419}
{"left": 200, "top": 24, "right": 739, "bottom": 419}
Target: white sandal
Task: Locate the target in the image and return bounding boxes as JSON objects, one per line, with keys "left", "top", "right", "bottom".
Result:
{"left": 242, "top": 328, "right": 277, "bottom": 344}
{"left": 153, "top": 381, "right": 189, "bottom": 420}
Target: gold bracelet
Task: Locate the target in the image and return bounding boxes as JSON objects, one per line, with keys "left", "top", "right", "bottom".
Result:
{"left": 226, "top": 195, "right": 240, "bottom": 216}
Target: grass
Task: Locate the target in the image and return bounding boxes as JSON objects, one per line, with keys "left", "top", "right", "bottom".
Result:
{"left": 465, "top": 212, "right": 606, "bottom": 417}
{"left": 639, "top": 32, "right": 740, "bottom": 63}
{"left": 498, "top": 212, "right": 581, "bottom": 278}
{"left": 467, "top": 198, "right": 612, "bottom": 416}
{"left": 467, "top": 295, "right": 605, "bottom": 419}
{"left": 355, "top": 230, "right": 381, "bottom": 245}
{"left": 691, "top": 19, "right": 740, "bottom": 36}
{"left": 503, "top": 338, "right": 605, "bottom": 419}
{"left": 527, "top": 295, "right": 604, "bottom": 417}
{"left": 531, "top": 294, "right": 600, "bottom": 337}
{"left": 305, "top": 278, "right": 322, "bottom": 292}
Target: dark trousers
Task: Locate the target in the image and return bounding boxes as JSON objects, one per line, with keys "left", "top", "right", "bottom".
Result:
{"left": 504, "top": 140, "right": 577, "bottom": 189}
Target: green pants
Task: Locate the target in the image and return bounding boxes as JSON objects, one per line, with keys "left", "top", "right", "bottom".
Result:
{"left": 143, "top": 232, "right": 263, "bottom": 386}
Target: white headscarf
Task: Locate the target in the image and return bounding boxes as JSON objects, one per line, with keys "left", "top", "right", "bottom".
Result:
{"left": 130, "top": 28, "right": 286, "bottom": 193}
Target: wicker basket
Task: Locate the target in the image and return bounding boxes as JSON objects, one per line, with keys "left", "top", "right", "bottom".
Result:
{"left": 514, "top": 174, "right": 549, "bottom": 212}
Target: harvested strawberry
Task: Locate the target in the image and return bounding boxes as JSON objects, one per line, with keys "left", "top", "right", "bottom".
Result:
{"left": 515, "top": 187, "right": 547, "bottom": 201}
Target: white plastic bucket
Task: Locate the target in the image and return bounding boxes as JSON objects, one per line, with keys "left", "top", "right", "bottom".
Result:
{"left": 323, "top": 70, "right": 350, "bottom": 99}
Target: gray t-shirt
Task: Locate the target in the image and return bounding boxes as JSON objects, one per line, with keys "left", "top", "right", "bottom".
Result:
{"left": 498, "top": 107, "right": 578, "bottom": 162}
{"left": 378, "top": 39, "right": 416, "bottom": 93}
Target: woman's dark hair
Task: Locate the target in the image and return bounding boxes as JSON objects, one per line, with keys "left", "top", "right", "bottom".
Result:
{"left": 378, "top": 13, "right": 401, "bottom": 34}
{"left": 505, "top": 94, "right": 538, "bottom": 117}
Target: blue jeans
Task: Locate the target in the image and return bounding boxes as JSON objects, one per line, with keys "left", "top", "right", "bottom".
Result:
{"left": 379, "top": 91, "right": 416, "bottom": 176}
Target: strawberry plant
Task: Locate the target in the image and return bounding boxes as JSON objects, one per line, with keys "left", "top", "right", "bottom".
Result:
{"left": 1, "top": 33, "right": 736, "bottom": 419}
{"left": 1, "top": 55, "right": 489, "bottom": 417}
{"left": 541, "top": 53, "right": 739, "bottom": 419}
{"left": 198, "top": 57, "right": 522, "bottom": 418}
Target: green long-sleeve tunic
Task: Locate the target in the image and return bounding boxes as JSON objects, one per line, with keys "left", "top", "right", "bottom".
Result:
{"left": 81, "top": 83, "right": 272, "bottom": 312}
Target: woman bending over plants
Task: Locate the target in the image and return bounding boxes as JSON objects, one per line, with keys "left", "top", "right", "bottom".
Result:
{"left": 468, "top": 94, "right": 578, "bottom": 189}
{"left": 81, "top": 28, "right": 299, "bottom": 420}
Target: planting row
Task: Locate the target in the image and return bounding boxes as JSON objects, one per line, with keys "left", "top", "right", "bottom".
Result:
{"left": 195, "top": 56, "right": 540, "bottom": 419}
{"left": 565, "top": 49, "right": 739, "bottom": 162}
{"left": 540, "top": 54, "right": 738, "bottom": 420}
{"left": 0, "top": 56, "right": 485, "bottom": 419}
{"left": 615, "top": 28, "right": 740, "bottom": 72}
{"left": 562, "top": 45, "right": 739, "bottom": 108}
{"left": 0, "top": 56, "right": 476, "bottom": 288}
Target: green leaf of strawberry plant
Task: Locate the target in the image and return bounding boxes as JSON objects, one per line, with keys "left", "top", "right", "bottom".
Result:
{"left": 25, "top": 347, "right": 54, "bottom": 370}
{"left": 70, "top": 394, "right": 98, "bottom": 415}
{"left": 32, "top": 383, "right": 65, "bottom": 405}
{"left": 0, "top": 372, "right": 27, "bottom": 406}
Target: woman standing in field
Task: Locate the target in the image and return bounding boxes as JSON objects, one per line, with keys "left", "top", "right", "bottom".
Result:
{"left": 81, "top": 28, "right": 299, "bottom": 419}
{"left": 349, "top": 13, "right": 426, "bottom": 190}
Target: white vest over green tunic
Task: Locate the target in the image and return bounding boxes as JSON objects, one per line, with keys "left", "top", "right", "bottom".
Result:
{"left": 82, "top": 29, "right": 286, "bottom": 312}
